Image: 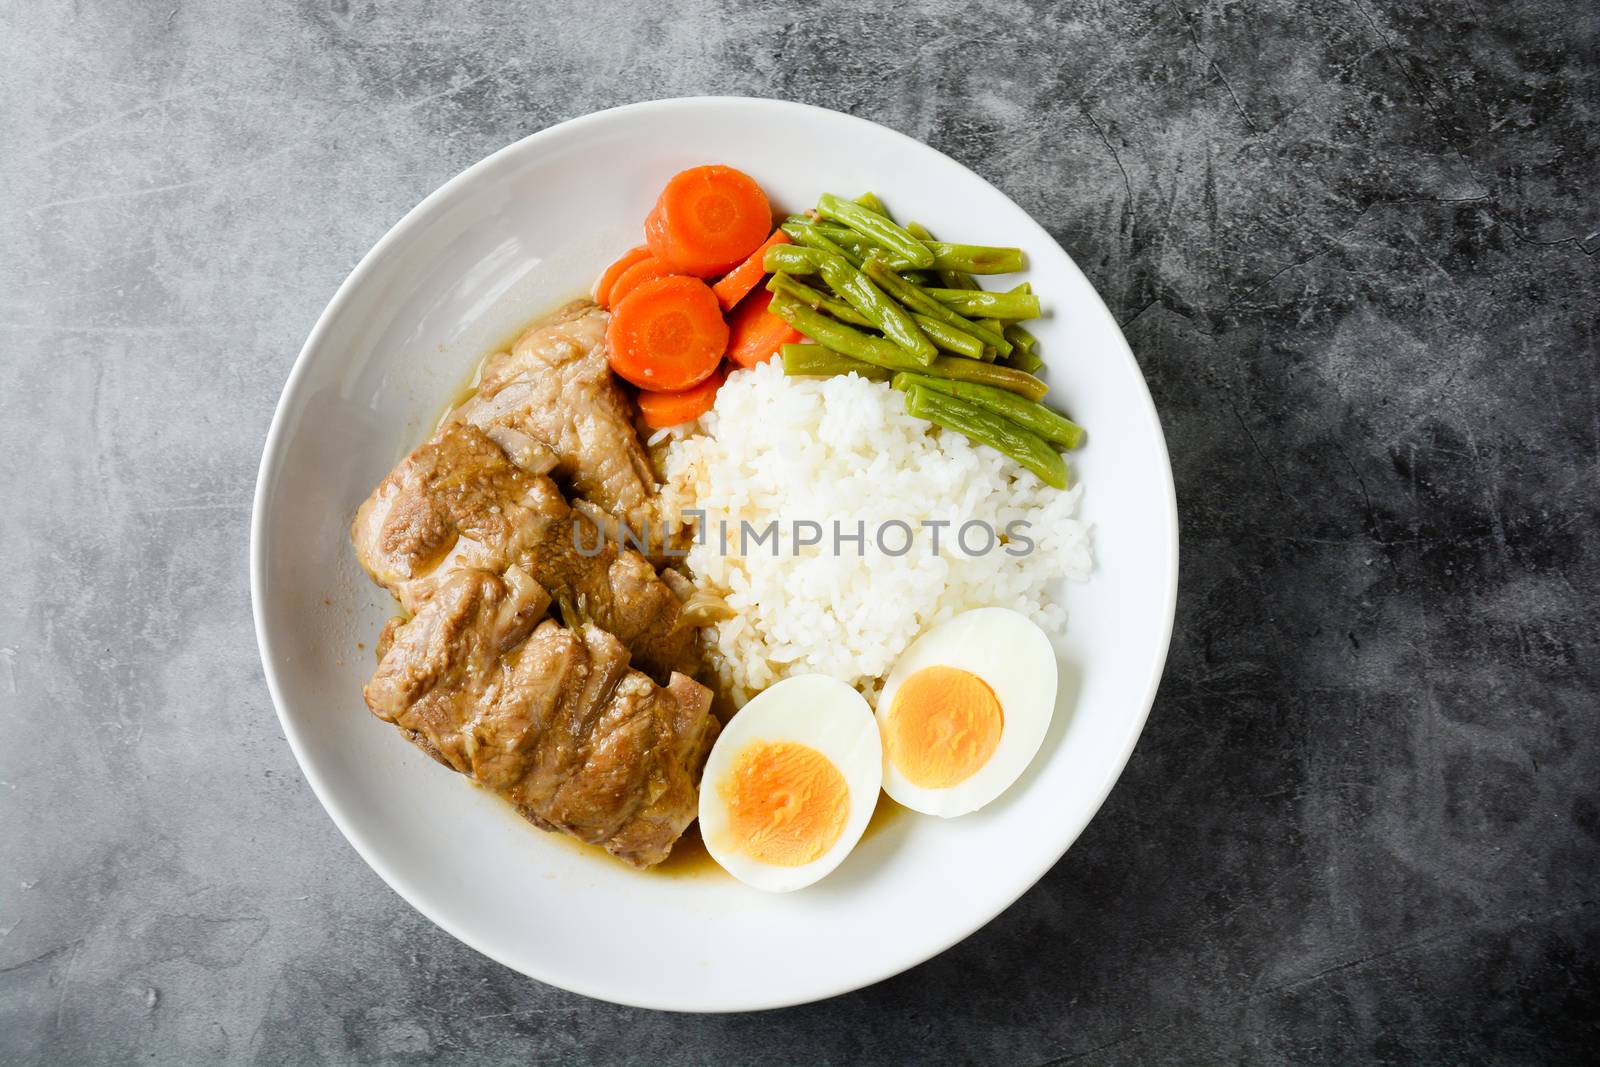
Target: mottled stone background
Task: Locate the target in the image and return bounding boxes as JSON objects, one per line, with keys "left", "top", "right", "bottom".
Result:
{"left": 2, "top": 0, "right": 1596, "bottom": 1063}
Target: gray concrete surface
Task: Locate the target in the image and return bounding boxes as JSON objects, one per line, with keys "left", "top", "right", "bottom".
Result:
{"left": 3, "top": 1, "right": 1597, "bottom": 1064}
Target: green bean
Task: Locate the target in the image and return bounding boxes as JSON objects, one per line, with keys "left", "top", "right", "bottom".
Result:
{"left": 782, "top": 343, "right": 894, "bottom": 382}
{"left": 909, "top": 314, "right": 987, "bottom": 360}
{"left": 814, "top": 222, "right": 1024, "bottom": 276}
{"left": 1004, "top": 283, "right": 1038, "bottom": 346}
{"left": 927, "top": 245, "right": 1026, "bottom": 275}
{"left": 771, "top": 260, "right": 983, "bottom": 356}
{"left": 894, "top": 372, "right": 1084, "bottom": 449}
{"left": 815, "top": 222, "right": 884, "bottom": 244}
{"left": 854, "top": 192, "right": 889, "bottom": 217}
{"left": 766, "top": 273, "right": 873, "bottom": 327}
{"left": 927, "top": 355, "right": 1048, "bottom": 401}
{"left": 1004, "top": 321, "right": 1038, "bottom": 351}
{"left": 1000, "top": 344, "right": 1044, "bottom": 374}
{"left": 862, "top": 255, "right": 1013, "bottom": 357}
{"left": 908, "top": 221, "right": 979, "bottom": 291}
{"left": 939, "top": 268, "right": 979, "bottom": 290}
{"left": 780, "top": 218, "right": 866, "bottom": 268}
{"left": 770, "top": 295, "right": 1045, "bottom": 396}
{"left": 767, "top": 296, "right": 926, "bottom": 372}
{"left": 928, "top": 288, "right": 1042, "bottom": 319}
{"left": 817, "top": 193, "right": 935, "bottom": 269}
{"left": 902, "top": 386, "right": 1069, "bottom": 489}
{"left": 976, "top": 319, "right": 1005, "bottom": 356}
{"left": 769, "top": 242, "right": 937, "bottom": 363}
{"left": 817, "top": 256, "right": 936, "bottom": 364}
{"left": 765, "top": 244, "right": 823, "bottom": 275}
{"left": 811, "top": 224, "right": 914, "bottom": 269}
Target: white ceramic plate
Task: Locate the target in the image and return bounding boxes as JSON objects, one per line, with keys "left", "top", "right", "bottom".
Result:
{"left": 251, "top": 97, "right": 1177, "bottom": 1012}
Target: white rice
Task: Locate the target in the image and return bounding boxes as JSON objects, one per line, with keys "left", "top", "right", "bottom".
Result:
{"left": 658, "top": 359, "right": 1092, "bottom": 705}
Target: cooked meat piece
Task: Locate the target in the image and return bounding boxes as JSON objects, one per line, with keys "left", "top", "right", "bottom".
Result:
{"left": 451, "top": 300, "right": 657, "bottom": 533}
{"left": 364, "top": 568, "right": 718, "bottom": 868}
{"left": 351, "top": 420, "right": 696, "bottom": 680}
{"left": 351, "top": 421, "right": 565, "bottom": 608}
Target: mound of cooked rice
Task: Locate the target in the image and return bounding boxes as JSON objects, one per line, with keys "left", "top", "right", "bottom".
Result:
{"left": 657, "top": 359, "right": 1092, "bottom": 705}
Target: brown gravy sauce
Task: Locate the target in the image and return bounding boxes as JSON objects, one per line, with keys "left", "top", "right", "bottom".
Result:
{"left": 509, "top": 789, "right": 906, "bottom": 882}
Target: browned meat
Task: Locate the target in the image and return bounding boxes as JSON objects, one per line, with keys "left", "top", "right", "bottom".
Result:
{"left": 351, "top": 420, "right": 695, "bottom": 681}
{"left": 451, "top": 300, "right": 657, "bottom": 533}
{"left": 351, "top": 299, "right": 716, "bottom": 865}
{"left": 364, "top": 568, "right": 718, "bottom": 868}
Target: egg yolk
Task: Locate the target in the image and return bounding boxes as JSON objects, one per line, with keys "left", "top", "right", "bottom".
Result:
{"left": 886, "top": 666, "right": 1003, "bottom": 789}
{"left": 719, "top": 741, "right": 849, "bottom": 867}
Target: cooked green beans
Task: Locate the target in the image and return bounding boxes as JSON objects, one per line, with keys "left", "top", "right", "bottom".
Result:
{"left": 815, "top": 254, "right": 936, "bottom": 364}
{"left": 926, "top": 244, "right": 1026, "bottom": 275}
{"left": 767, "top": 244, "right": 936, "bottom": 364}
{"left": 902, "top": 385, "right": 1069, "bottom": 488}
{"left": 976, "top": 318, "right": 1005, "bottom": 351}
{"left": 938, "top": 267, "right": 979, "bottom": 290}
{"left": 908, "top": 314, "right": 987, "bottom": 360}
{"left": 862, "top": 255, "right": 1013, "bottom": 357}
{"left": 767, "top": 296, "right": 926, "bottom": 372}
{"left": 1000, "top": 344, "right": 1044, "bottom": 374}
{"left": 817, "top": 193, "right": 935, "bottom": 269}
{"left": 766, "top": 273, "right": 873, "bottom": 327}
{"left": 855, "top": 191, "right": 889, "bottom": 217}
{"left": 814, "top": 222, "right": 1025, "bottom": 276}
{"left": 772, "top": 295, "right": 1047, "bottom": 398}
{"left": 779, "top": 192, "right": 1065, "bottom": 486}
{"left": 1003, "top": 321, "right": 1038, "bottom": 353}
{"left": 894, "top": 372, "right": 1084, "bottom": 449}
{"left": 768, "top": 271, "right": 984, "bottom": 359}
{"left": 908, "top": 221, "right": 978, "bottom": 291}
{"left": 816, "top": 228, "right": 915, "bottom": 271}
{"left": 926, "top": 356, "right": 1048, "bottom": 401}
{"left": 765, "top": 244, "right": 823, "bottom": 275}
{"left": 781, "top": 343, "right": 894, "bottom": 381}
{"left": 928, "top": 288, "right": 1042, "bottom": 319}
{"left": 780, "top": 218, "right": 867, "bottom": 268}
{"left": 1002, "top": 311, "right": 1042, "bottom": 372}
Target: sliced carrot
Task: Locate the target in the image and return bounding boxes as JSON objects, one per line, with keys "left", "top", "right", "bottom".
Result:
{"left": 644, "top": 165, "right": 773, "bottom": 278}
{"left": 595, "top": 245, "right": 651, "bottom": 307}
{"left": 725, "top": 288, "right": 802, "bottom": 369}
{"left": 607, "top": 275, "right": 728, "bottom": 391}
{"left": 711, "top": 229, "right": 790, "bottom": 311}
{"left": 608, "top": 256, "right": 680, "bottom": 306}
{"left": 637, "top": 365, "right": 727, "bottom": 428}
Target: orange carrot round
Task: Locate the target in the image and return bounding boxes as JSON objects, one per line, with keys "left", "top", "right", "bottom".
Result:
{"left": 608, "top": 256, "right": 679, "bottom": 306}
{"left": 644, "top": 165, "right": 772, "bottom": 278}
{"left": 725, "top": 288, "right": 803, "bottom": 369}
{"left": 712, "top": 228, "right": 790, "bottom": 311}
{"left": 595, "top": 245, "right": 651, "bottom": 307}
{"left": 607, "top": 275, "right": 728, "bottom": 391}
{"left": 636, "top": 364, "right": 727, "bottom": 428}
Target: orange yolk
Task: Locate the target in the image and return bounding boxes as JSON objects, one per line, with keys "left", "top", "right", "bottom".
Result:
{"left": 886, "top": 666, "right": 1003, "bottom": 789}
{"left": 720, "top": 741, "right": 849, "bottom": 867}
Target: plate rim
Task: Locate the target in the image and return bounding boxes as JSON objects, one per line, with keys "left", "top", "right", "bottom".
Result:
{"left": 249, "top": 94, "right": 1180, "bottom": 1012}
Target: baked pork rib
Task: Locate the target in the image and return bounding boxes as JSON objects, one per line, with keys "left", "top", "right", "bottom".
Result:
{"left": 351, "top": 419, "right": 695, "bottom": 682}
{"left": 350, "top": 299, "right": 715, "bottom": 867}
{"left": 364, "top": 567, "right": 717, "bottom": 868}
{"left": 451, "top": 300, "right": 657, "bottom": 534}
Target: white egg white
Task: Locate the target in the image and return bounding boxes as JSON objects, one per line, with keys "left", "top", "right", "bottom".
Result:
{"left": 698, "top": 674, "right": 883, "bottom": 892}
{"left": 874, "top": 607, "right": 1058, "bottom": 817}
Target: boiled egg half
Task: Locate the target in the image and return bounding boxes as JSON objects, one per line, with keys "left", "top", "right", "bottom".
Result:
{"left": 875, "top": 607, "right": 1058, "bottom": 817}
{"left": 699, "top": 674, "right": 882, "bottom": 892}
